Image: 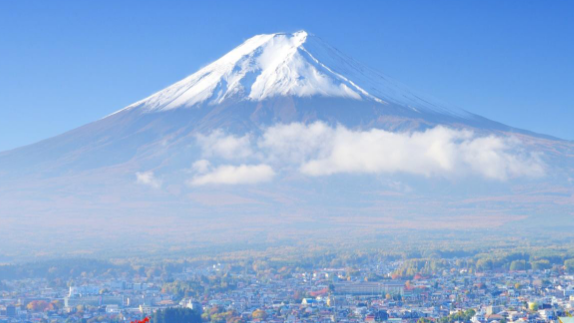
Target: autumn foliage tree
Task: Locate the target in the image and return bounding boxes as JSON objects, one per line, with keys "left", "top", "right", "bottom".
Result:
{"left": 26, "top": 300, "right": 49, "bottom": 312}
{"left": 252, "top": 309, "right": 267, "bottom": 320}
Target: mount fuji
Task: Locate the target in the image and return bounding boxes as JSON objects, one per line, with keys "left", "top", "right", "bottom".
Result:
{"left": 1, "top": 31, "right": 573, "bottom": 255}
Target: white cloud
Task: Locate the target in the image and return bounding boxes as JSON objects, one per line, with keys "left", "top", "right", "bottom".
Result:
{"left": 191, "top": 159, "right": 211, "bottom": 174}
{"left": 289, "top": 124, "right": 544, "bottom": 180}
{"left": 457, "top": 135, "right": 545, "bottom": 180}
{"left": 136, "top": 171, "right": 162, "bottom": 188}
{"left": 189, "top": 164, "right": 275, "bottom": 186}
{"left": 258, "top": 122, "right": 334, "bottom": 164}
{"left": 192, "top": 122, "right": 545, "bottom": 182}
{"left": 196, "top": 130, "right": 252, "bottom": 159}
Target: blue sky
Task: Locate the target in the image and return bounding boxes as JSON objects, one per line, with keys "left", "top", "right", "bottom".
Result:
{"left": 1, "top": 0, "right": 573, "bottom": 151}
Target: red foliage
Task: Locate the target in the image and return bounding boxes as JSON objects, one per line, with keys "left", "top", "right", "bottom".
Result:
{"left": 131, "top": 317, "right": 150, "bottom": 323}
{"left": 309, "top": 287, "right": 328, "bottom": 297}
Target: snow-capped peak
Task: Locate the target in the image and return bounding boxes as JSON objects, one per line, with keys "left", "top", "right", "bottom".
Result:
{"left": 117, "top": 31, "right": 470, "bottom": 118}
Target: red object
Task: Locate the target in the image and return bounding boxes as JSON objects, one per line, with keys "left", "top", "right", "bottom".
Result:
{"left": 131, "top": 318, "right": 150, "bottom": 323}
{"left": 309, "top": 287, "right": 329, "bottom": 297}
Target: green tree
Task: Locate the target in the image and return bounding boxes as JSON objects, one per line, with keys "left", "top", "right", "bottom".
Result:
{"left": 152, "top": 308, "right": 201, "bottom": 323}
{"left": 530, "top": 260, "right": 551, "bottom": 270}
{"left": 510, "top": 260, "right": 531, "bottom": 271}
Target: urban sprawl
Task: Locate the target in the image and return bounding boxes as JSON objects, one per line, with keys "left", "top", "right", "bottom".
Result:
{"left": 1, "top": 260, "right": 574, "bottom": 323}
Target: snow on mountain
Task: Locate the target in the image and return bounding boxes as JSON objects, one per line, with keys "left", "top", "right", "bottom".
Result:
{"left": 0, "top": 30, "right": 567, "bottom": 178}
{"left": 116, "top": 31, "right": 471, "bottom": 119}
{"left": 0, "top": 30, "right": 573, "bottom": 255}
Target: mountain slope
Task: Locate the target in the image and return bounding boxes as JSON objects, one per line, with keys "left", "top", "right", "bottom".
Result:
{"left": 0, "top": 31, "right": 573, "bottom": 256}
{"left": 0, "top": 31, "right": 561, "bottom": 176}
